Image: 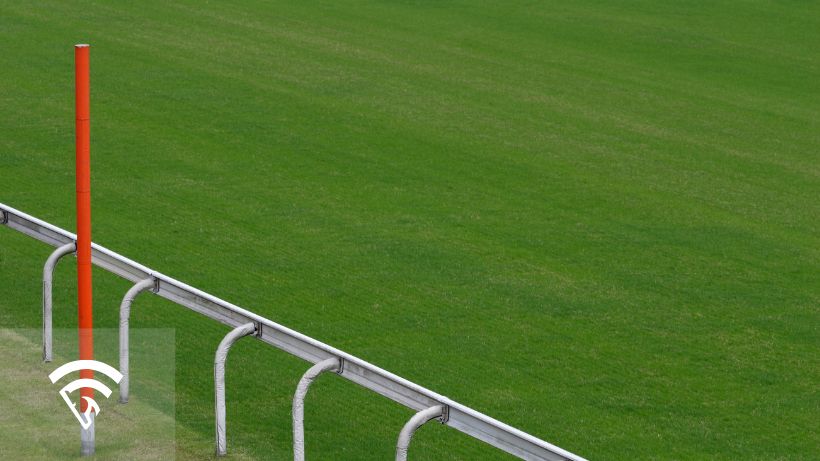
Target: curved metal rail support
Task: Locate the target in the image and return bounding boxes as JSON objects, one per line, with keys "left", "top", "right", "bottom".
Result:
{"left": 215, "top": 322, "right": 257, "bottom": 456}
{"left": 42, "top": 242, "right": 75, "bottom": 362}
{"left": 118, "top": 277, "right": 157, "bottom": 403}
{"left": 396, "top": 405, "right": 445, "bottom": 461}
{"left": 293, "top": 357, "right": 341, "bottom": 461}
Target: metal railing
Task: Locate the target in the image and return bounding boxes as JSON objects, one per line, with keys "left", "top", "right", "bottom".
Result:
{"left": 1, "top": 202, "right": 587, "bottom": 461}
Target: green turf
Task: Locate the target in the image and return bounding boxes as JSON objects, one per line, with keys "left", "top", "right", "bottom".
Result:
{"left": 0, "top": 1, "right": 818, "bottom": 459}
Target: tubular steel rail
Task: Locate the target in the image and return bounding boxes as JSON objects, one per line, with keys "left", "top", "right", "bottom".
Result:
{"left": 1, "top": 202, "right": 587, "bottom": 461}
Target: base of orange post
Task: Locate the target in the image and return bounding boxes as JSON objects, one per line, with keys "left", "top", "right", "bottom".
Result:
{"left": 80, "top": 412, "right": 95, "bottom": 456}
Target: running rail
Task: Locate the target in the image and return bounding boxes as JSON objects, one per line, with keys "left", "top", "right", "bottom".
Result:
{"left": 0, "top": 203, "right": 587, "bottom": 461}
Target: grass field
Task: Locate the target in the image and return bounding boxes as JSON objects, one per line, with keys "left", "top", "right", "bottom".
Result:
{"left": 1, "top": 1, "right": 818, "bottom": 459}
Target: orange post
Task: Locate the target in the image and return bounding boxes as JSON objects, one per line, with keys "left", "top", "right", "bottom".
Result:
{"left": 75, "top": 44, "right": 93, "bottom": 410}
